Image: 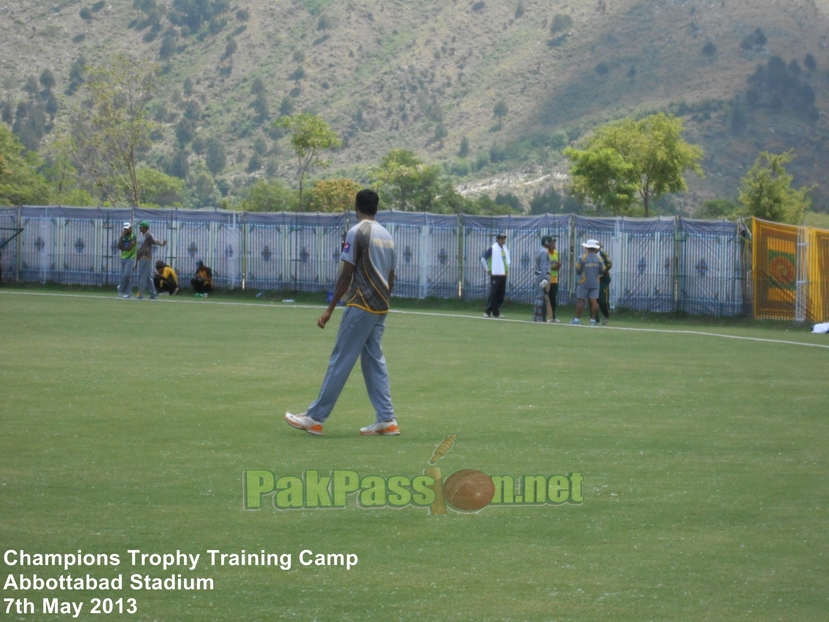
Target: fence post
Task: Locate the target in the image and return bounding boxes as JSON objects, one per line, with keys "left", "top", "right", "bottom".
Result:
{"left": 241, "top": 211, "right": 247, "bottom": 290}
{"left": 673, "top": 216, "right": 681, "bottom": 313}
{"left": 795, "top": 225, "right": 808, "bottom": 323}
{"left": 15, "top": 205, "right": 22, "bottom": 283}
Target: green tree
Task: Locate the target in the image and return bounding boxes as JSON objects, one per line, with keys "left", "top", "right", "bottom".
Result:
{"left": 168, "top": 150, "right": 190, "bottom": 179}
{"left": 176, "top": 118, "right": 195, "bottom": 145}
{"left": 39, "top": 69, "right": 56, "bottom": 93}
{"left": 279, "top": 96, "right": 294, "bottom": 117}
{"left": 317, "top": 15, "right": 331, "bottom": 36}
{"left": 702, "top": 41, "right": 717, "bottom": 62}
{"left": 252, "top": 136, "right": 268, "bottom": 156}
{"left": 253, "top": 91, "right": 269, "bottom": 124}
{"left": 493, "top": 100, "right": 508, "bottom": 129}
{"left": 698, "top": 198, "right": 740, "bottom": 220}
{"left": 40, "top": 146, "right": 95, "bottom": 206}
{"left": 136, "top": 167, "right": 185, "bottom": 206}
{"left": 67, "top": 55, "right": 159, "bottom": 206}
{"left": 247, "top": 152, "right": 263, "bottom": 172}
{"left": 458, "top": 135, "right": 469, "bottom": 158}
{"left": 565, "top": 146, "right": 638, "bottom": 215}
{"left": 275, "top": 113, "right": 341, "bottom": 210}
{"left": 551, "top": 13, "right": 572, "bottom": 33}
{"left": 739, "top": 151, "right": 812, "bottom": 224}
{"left": 529, "top": 187, "right": 562, "bottom": 214}
{"left": 564, "top": 113, "right": 704, "bottom": 216}
{"left": 66, "top": 56, "right": 87, "bottom": 95}
{"left": 192, "top": 172, "right": 218, "bottom": 208}
{"left": 0, "top": 124, "right": 52, "bottom": 205}
{"left": 369, "top": 149, "right": 467, "bottom": 213}
{"left": 224, "top": 36, "right": 238, "bottom": 60}
{"left": 160, "top": 34, "right": 177, "bottom": 60}
{"left": 205, "top": 136, "right": 227, "bottom": 178}
{"left": 238, "top": 179, "right": 297, "bottom": 211}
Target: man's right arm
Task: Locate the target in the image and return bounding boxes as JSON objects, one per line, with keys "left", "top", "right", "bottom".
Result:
{"left": 317, "top": 262, "right": 354, "bottom": 329}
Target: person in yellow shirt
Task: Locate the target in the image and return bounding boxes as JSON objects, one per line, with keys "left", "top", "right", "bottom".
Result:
{"left": 546, "top": 237, "right": 562, "bottom": 323}
{"left": 191, "top": 260, "right": 213, "bottom": 297}
{"left": 153, "top": 260, "right": 179, "bottom": 296}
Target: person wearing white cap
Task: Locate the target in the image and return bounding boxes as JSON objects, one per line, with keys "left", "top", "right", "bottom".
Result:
{"left": 570, "top": 239, "right": 605, "bottom": 326}
{"left": 117, "top": 222, "right": 137, "bottom": 298}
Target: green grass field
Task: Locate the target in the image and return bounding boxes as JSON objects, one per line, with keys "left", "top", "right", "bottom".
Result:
{"left": 2, "top": 289, "right": 828, "bottom": 621}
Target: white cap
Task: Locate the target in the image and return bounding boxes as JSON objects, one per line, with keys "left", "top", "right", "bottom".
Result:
{"left": 582, "top": 239, "right": 601, "bottom": 249}
{"left": 123, "top": 222, "right": 131, "bottom": 229}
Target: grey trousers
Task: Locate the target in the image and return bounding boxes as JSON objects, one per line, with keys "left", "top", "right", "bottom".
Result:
{"left": 307, "top": 306, "right": 394, "bottom": 424}
{"left": 119, "top": 258, "right": 134, "bottom": 294}
{"left": 136, "top": 258, "right": 157, "bottom": 298}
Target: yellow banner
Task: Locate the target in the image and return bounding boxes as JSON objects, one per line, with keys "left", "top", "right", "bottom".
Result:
{"left": 810, "top": 229, "right": 829, "bottom": 322}
{"left": 752, "top": 219, "right": 797, "bottom": 320}
{"left": 753, "top": 218, "right": 829, "bottom": 322}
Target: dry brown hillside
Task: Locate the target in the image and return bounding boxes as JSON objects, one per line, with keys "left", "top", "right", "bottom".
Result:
{"left": 1, "top": 0, "right": 828, "bottom": 210}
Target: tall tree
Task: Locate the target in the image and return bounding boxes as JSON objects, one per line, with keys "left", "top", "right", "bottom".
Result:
{"left": 275, "top": 113, "right": 341, "bottom": 210}
{"left": 67, "top": 55, "right": 159, "bottom": 206}
{"left": 739, "top": 151, "right": 812, "bottom": 224}
{"left": 205, "top": 137, "right": 227, "bottom": 178}
{"left": 565, "top": 113, "right": 704, "bottom": 216}
{"left": 369, "top": 149, "right": 468, "bottom": 213}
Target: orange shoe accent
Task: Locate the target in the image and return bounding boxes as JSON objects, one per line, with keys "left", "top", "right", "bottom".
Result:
{"left": 285, "top": 412, "right": 323, "bottom": 435}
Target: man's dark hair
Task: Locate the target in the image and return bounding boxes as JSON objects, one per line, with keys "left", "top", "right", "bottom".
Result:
{"left": 355, "top": 189, "right": 379, "bottom": 215}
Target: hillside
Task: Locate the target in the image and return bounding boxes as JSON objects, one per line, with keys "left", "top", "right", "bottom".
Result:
{"left": 1, "top": 0, "right": 829, "bottom": 211}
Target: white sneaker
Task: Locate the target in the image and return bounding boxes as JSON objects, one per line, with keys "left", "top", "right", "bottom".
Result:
{"left": 360, "top": 419, "right": 400, "bottom": 436}
{"left": 284, "top": 412, "right": 323, "bottom": 435}
{"left": 553, "top": 318, "right": 561, "bottom": 323}
{"left": 602, "top": 318, "right": 609, "bottom": 325}
{"left": 590, "top": 319, "right": 598, "bottom": 326}
{"left": 569, "top": 318, "right": 580, "bottom": 325}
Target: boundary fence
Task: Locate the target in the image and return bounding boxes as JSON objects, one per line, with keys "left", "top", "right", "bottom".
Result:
{"left": 0, "top": 207, "right": 826, "bottom": 321}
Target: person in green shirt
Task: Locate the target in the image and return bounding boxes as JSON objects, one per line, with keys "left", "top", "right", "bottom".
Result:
{"left": 547, "top": 237, "right": 562, "bottom": 323}
{"left": 117, "top": 222, "right": 137, "bottom": 298}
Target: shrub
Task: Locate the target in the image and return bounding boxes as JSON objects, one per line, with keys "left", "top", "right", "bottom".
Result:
{"left": 247, "top": 153, "right": 263, "bottom": 172}
{"left": 702, "top": 41, "right": 716, "bottom": 59}
{"left": 551, "top": 13, "right": 572, "bottom": 34}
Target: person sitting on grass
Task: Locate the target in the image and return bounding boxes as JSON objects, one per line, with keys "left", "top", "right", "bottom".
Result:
{"left": 153, "top": 260, "right": 179, "bottom": 296}
{"left": 191, "top": 260, "right": 213, "bottom": 297}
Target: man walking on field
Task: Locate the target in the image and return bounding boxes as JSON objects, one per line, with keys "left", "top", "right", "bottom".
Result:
{"left": 285, "top": 189, "right": 399, "bottom": 436}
